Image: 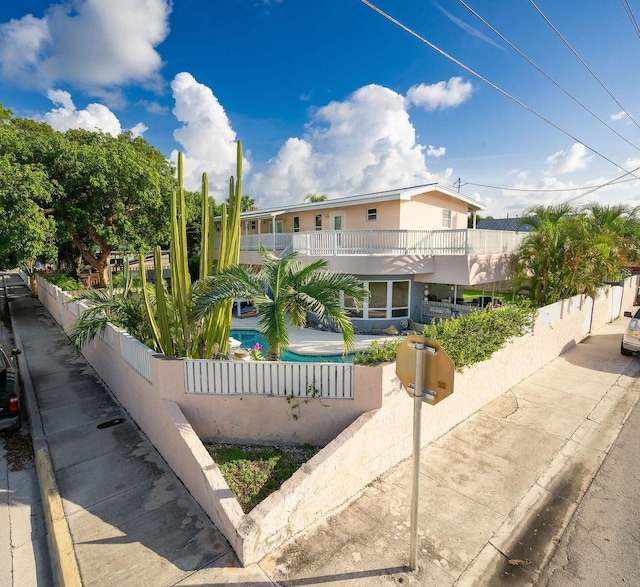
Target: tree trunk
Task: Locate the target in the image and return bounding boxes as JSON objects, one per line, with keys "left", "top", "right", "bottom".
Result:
{"left": 70, "top": 228, "right": 111, "bottom": 288}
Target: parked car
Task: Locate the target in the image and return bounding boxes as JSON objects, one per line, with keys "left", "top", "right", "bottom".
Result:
{"left": 0, "top": 343, "right": 21, "bottom": 432}
{"left": 621, "top": 309, "right": 640, "bottom": 356}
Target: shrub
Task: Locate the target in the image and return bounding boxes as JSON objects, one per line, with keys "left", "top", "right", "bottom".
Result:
{"left": 45, "top": 273, "right": 83, "bottom": 291}
{"left": 422, "top": 303, "right": 535, "bottom": 371}
{"left": 353, "top": 303, "right": 535, "bottom": 370}
{"left": 353, "top": 338, "right": 403, "bottom": 365}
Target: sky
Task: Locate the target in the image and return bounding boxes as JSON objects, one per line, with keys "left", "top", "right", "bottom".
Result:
{"left": 2, "top": 0, "right": 640, "bottom": 218}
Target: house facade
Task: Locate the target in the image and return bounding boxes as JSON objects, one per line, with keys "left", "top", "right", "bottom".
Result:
{"left": 215, "top": 184, "right": 527, "bottom": 329}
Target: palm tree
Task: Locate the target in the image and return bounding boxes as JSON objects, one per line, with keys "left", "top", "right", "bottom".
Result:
{"left": 512, "top": 204, "right": 575, "bottom": 306}
{"left": 582, "top": 202, "right": 640, "bottom": 274}
{"left": 240, "top": 194, "right": 258, "bottom": 211}
{"left": 195, "top": 245, "right": 368, "bottom": 360}
{"left": 304, "top": 193, "right": 328, "bottom": 203}
{"left": 512, "top": 202, "right": 640, "bottom": 307}
{"left": 67, "top": 263, "right": 153, "bottom": 352}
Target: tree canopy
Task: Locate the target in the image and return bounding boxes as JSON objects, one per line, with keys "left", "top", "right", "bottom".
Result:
{"left": 511, "top": 203, "right": 640, "bottom": 306}
{"left": 0, "top": 105, "right": 175, "bottom": 285}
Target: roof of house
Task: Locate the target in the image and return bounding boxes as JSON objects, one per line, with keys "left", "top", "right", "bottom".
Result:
{"left": 476, "top": 218, "right": 533, "bottom": 232}
{"left": 234, "top": 184, "right": 485, "bottom": 221}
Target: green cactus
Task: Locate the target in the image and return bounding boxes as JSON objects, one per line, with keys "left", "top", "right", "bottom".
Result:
{"left": 141, "top": 142, "right": 243, "bottom": 358}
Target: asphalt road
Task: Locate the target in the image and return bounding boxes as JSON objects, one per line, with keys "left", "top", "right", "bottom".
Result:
{"left": 0, "top": 280, "right": 53, "bottom": 587}
{"left": 539, "top": 375, "right": 640, "bottom": 586}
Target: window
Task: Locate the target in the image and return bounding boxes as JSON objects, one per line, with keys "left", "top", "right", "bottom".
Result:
{"left": 250, "top": 221, "right": 256, "bottom": 230}
{"left": 368, "top": 282, "right": 388, "bottom": 319}
{"left": 391, "top": 281, "right": 410, "bottom": 317}
{"left": 293, "top": 216, "right": 300, "bottom": 232}
{"left": 315, "top": 214, "right": 322, "bottom": 231}
{"left": 343, "top": 292, "right": 363, "bottom": 318}
{"left": 367, "top": 208, "right": 377, "bottom": 221}
{"left": 442, "top": 209, "right": 452, "bottom": 228}
{"left": 343, "top": 280, "right": 410, "bottom": 319}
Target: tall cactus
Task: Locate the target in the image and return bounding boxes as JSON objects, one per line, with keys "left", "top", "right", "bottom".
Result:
{"left": 140, "top": 142, "right": 243, "bottom": 358}
{"left": 201, "top": 141, "right": 243, "bottom": 356}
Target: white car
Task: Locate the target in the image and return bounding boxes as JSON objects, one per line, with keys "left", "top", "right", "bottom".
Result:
{"left": 621, "top": 309, "right": 640, "bottom": 356}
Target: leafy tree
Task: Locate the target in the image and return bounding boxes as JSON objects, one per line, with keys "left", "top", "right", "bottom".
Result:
{"left": 48, "top": 129, "right": 175, "bottom": 287}
{"left": 0, "top": 156, "right": 58, "bottom": 271}
{"left": 0, "top": 105, "right": 175, "bottom": 287}
{"left": 195, "top": 244, "right": 368, "bottom": 360}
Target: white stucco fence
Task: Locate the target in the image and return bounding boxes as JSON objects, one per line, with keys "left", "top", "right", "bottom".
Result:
{"left": 34, "top": 274, "right": 639, "bottom": 565}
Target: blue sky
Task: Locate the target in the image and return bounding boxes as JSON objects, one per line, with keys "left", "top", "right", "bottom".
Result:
{"left": 2, "top": 0, "right": 640, "bottom": 217}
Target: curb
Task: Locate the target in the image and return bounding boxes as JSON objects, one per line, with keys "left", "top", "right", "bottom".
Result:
{"left": 457, "top": 361, "right": 640, "bottom": 586}
{"left": 5, "top": 276, "right": 83, "bottom": 587}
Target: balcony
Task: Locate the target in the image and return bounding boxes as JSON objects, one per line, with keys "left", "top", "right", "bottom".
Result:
{"left": 237, "top": 229, "right": 527, "bottom": 257}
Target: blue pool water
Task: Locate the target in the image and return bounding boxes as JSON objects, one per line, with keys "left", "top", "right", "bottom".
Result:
{"left": 230, "top": 329, "right": 352, "bottom": 363}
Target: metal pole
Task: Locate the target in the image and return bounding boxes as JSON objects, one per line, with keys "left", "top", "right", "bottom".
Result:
{"left": 409, "top": 342, "right": 424, "bottom": 572}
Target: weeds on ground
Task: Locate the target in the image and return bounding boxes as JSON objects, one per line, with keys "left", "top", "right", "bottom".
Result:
{"left": 205, "top": 443, "right": 319, "bottom": 513}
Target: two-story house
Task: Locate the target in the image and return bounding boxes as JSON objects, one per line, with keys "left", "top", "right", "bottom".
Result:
{"left": 216, "top": 184, "right": 526, "bottom": 329}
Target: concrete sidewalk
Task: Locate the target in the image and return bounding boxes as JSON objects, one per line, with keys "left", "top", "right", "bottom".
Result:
{"left": 5, "top": 271, "right": 640, "bottom": 586}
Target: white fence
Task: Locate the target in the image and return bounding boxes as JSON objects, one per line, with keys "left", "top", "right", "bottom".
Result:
{"left": 185, "top": 359, "right": 354, "bottom": 399}
{"left": 119, "top": 331, "right": 153, "bottom": 382}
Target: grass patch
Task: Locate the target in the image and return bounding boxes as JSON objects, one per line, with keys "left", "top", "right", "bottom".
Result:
{"left": 205, "top": 443, "right": 320, "bottom": 513}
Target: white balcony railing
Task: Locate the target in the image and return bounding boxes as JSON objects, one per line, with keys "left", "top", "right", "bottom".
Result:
{"left": 233, "top": 229, "right": 527, "bottom": 257}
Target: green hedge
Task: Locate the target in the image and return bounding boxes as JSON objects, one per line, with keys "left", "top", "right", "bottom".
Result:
{"left": 44, "top": 273, "right": 83, "bottom": 291}
{"left": 353, "top": 303, "right": 535, "bottom": 371}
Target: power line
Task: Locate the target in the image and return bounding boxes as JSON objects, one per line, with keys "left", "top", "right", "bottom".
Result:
{"left": 562, "top": 165, "right": 640, "bottom": 204}
{"left": 621, "top": 0, "right": 640, "bottom": 38}
{"left": 528, "top": 0, "right": 640, "bottom": 131}
{"left": 457, "top": 0, "right": 640, "bottom": 154}
{"left": 464, "top": 174, "right": 640, "bottom": 193}
{"left": 359, "top": 1, "right": 640, "bottom": 181}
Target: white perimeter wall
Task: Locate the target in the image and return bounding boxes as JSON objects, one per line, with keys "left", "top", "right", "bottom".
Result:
{"left": 35, "top": 275, "right": 639, "bottom": 564}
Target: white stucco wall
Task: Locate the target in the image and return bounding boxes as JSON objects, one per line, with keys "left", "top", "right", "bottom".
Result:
{"left": 35, "top": 274, "right": 639, "bottom": 565}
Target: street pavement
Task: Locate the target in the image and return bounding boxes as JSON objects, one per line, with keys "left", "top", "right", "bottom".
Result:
{"left": 538, "top": 380, "right": 640, "bottom": 586}
{"left": 2, "top": 270, "right": 640, "bottom": 586}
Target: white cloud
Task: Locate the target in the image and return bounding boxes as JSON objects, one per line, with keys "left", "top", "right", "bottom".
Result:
{"left": 251, "top": 84, "right": 450, "bottom": 205}
{"left": 130, "top": 122, "right": 148, "bottom": 138}
{"left": 507, "top": 169, "right": 530, "bottom": 180}
{"left": 170, "top": 72, "right": 248, "bottom": 197}
{"left": 427, "top": 145, "right": 446, "bottom": 157}
{"left": 407, "top": 77, "right": 474, "bottom": 111}
{"left": 0, "top": 0, "right": 171, "bottom": 92}
{"left": 43, "top": 89, "right": 123, "bottom": 135}
{"left": 544, "top": 143, "right": 592, "bottom": 176}
{"left": 611, "top": 111, "right": 628, "bottom": 122}
{"left": 0, "top": 14, "right": 49, "bottom": 83}
{"left": 434, "top": 3, "right": 504, "bottom": 50}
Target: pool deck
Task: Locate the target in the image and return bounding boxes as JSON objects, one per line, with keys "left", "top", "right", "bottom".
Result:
{"left": 230, "top": 315, "right": 399, "bottom": 356}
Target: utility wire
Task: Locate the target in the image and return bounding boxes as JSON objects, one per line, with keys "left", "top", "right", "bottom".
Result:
{"left": 359, "top": 0, "right": 640, "bottom": 181}
{"left": 528, "top": 0, "right": 640, "bottom": 131}
{"left": 457, "top": 0, "right": 640, "bottom": 153}
{"left": 563, "top": 165, "right": 640, "bottom": 204}
{"left": 464, "top": 174, "right": 640, "bottom": 193}
{"left": 621, "top": 0, "right": 640, "bottom": 38}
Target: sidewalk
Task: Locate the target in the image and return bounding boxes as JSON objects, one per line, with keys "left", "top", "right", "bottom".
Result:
{"left": 5, "top": 271, "right": 640, "bottom": 586}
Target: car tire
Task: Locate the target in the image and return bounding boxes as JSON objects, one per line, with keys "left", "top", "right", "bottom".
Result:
{"left": 621, "top": 342, "right": 633, "bottom": 356}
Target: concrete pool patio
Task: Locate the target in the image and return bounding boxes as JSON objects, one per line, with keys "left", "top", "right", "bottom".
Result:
{"left": 230, "top": 314, "right": 398, "bottom": 356}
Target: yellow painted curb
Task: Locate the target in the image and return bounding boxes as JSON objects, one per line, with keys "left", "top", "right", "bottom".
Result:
{"left": 35, "top": 447, "right": 83, "bottom": 587}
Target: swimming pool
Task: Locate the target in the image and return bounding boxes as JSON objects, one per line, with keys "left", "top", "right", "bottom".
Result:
{"left": 229, "top": 329, "right": 352, "bottom": 363}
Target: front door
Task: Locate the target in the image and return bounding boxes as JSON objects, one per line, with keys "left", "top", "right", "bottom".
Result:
{"left": 331, "top": 213, "right": 346, "bottom": 249}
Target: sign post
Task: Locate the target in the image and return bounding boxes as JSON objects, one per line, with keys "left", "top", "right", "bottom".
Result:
{"left": 396, "top": 335, "right": 455, "bottom": 572}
